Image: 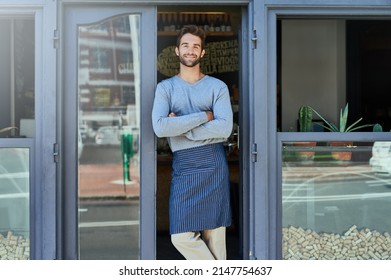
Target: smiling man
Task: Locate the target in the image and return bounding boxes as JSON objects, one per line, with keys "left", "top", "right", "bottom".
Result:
{"left": 152, "top": 25, "right": 233, "bottom": 260}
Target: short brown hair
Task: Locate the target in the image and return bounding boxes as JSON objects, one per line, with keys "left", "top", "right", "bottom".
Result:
{"left": 176, "top": 25, "right": 206, "bottom": 50}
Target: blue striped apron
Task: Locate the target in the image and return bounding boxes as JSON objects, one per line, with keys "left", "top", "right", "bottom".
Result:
{"left": 169, "top": 143, "right": 232, "bottom": 234}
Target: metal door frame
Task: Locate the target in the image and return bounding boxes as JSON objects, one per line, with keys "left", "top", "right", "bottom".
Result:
{"left": 59, "top": 0, "right": 253, "bottom": 260}
{"left": 59, "top": 3, "right": 156, "bottom": 259}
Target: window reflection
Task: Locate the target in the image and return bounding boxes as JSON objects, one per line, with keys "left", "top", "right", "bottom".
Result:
{"left": 0, "top": 148, "right": 30, "bottom": 260}
{"left": 0, "top": 18, "right": 35, "bottom": 138}
{"left": 77, "top": 14, "right": 140, "bottom": 260}
{"left": 282, "top": 141, "right": 391, "bottom": 260}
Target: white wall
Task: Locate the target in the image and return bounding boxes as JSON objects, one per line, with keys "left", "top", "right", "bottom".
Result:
{"left": 281, "top": 19, "right": 346, "bottom": 131}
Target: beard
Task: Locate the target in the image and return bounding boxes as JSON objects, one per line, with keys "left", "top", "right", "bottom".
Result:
{"left": 179, "top": 54, "right": 202, "bottom": 67}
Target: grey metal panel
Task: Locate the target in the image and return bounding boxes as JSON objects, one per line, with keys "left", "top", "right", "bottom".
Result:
{"left": 239, "top": 5, "right": 250, "bottom": 260}
{"left": 247, "top": 0, "right": 257, "bottom": 260}
{"left": 251, "top": 0, "right": 272, "bottom": 260}
{"left": 0, "top": 139, "right": 33, "bottom": 148}
{"left": 266, "top": 3, "right": 391, "bottom": 18}
{"left": 138, "top": 6, "right": 157, "bottom": 261}
{"left": 39, "top": 1, "right": 58, "bottom": 260}
{"left": 265, "top": 7, "right": 279, "bottom": 260}
{"left": 277, "top": 132, "right": 391, "bottom": 142}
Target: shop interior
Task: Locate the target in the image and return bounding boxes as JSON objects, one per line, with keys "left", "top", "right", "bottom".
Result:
{"left": 155, "top": 6, "right": 243, "bottom": 260}
{"left": 278, "top": 19, "right": 391, "bottom": 133}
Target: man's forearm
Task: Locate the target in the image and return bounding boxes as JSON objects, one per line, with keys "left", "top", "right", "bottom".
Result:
{"left": 184, "top": 117, "right": 233, "bottom": 141}
{"left": 152, "top": 111, "right": 208, "bottom": 138}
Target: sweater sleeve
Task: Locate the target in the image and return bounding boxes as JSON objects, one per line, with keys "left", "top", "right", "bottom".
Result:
{"left": 184, "top": 85, "right": 233, "bottom": 141}
{"left": 152, "top": 82, "right": 208, "bottom": 138}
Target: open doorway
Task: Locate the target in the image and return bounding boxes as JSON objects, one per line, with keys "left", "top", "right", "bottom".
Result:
{"left": 155, "top": 5, "right": 243, "bottom": 260}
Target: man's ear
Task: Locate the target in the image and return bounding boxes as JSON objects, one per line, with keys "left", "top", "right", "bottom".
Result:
{"left": 175, "top": 47, "right": 179, "bottom": 56}
{"left": 201, "top": 49, "right": 205, "bottom": 58}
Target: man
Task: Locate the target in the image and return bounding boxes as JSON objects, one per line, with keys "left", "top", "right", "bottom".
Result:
{"left": 152, "top": 25, "right": 233, "bottom": 260}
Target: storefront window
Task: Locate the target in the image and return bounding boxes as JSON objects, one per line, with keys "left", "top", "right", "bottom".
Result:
{"left": 77, "top": 14, "right": 141, "bottom": 260}
{"left": 282, "top": 141, "right": 391, "bottom": 259}
{"left": 0, "top": 18, "right": 35, "bottom": 138}
{"left": 0, "top": 148, "right": 30, "bottom": 260}
{"left": 278, "top": 19, "right": 390, "bottom": 133}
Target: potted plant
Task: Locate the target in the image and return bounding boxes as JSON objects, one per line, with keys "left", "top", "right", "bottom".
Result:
{"left": 295, "top": 105, "right": 316, "bottom": 162}
{"left": 309, "top": 103, "right": 374, "bottom": 161}
{"left": 310, "top": 103, "right": 373, "bottom": 133}
{"left": 298, "top": 105, "right": 313, "bottom": 132}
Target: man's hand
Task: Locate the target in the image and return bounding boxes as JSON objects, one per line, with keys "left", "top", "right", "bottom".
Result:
{"left": 205, "top": 111, "right": 214, "bottom": 121}
{"left": 168, "top": 112, "right": 176, "bottom": 117}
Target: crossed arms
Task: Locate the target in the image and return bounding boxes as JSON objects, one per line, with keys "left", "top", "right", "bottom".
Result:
{"left": 152, "top": 84, "right": 233, "bottom": 141}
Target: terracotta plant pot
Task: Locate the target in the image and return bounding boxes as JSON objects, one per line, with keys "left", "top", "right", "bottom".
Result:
{"left": 294, "top": 141, "right": 317, "bottom": 161}
{"left": 328, "top": 141, "right": 353, "bottom": 161}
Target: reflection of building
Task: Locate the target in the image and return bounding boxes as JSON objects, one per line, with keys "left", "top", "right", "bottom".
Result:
{"left": 78, "top": 17, "right": 138, "bottom": 129}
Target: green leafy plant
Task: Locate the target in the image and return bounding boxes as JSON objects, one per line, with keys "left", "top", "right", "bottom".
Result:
{"left": 310, "top": 103, "right": 374, "bottom": 132}
{"left": 298, "top": 105, "right": 313, "bottom": 132}
{"left": 296, "top": 106, "right": 316, "bottom": 161}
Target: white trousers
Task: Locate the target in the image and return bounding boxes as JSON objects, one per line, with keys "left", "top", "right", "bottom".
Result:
{"left": 171, "top": 227, "right": 226, "bottom": 260}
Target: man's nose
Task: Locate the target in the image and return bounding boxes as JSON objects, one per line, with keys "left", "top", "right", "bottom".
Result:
{"left": 186, "top": 47, "right": 196, "bottom": 54}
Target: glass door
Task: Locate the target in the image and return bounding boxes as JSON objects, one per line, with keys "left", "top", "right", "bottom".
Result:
{"left": 62, "top": 5, "right": 156, "bottom": 259}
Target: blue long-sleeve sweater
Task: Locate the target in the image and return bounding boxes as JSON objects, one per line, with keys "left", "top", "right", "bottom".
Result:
{"left": 152, "top": 75, "right": 233, "bottom": 152}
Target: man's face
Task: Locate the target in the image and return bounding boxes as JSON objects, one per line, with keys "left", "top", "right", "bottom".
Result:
{"left": 175, "top": 33, "right": 205, "bottom": 68}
